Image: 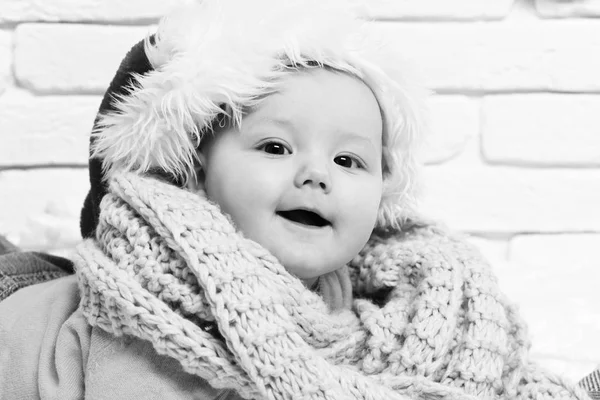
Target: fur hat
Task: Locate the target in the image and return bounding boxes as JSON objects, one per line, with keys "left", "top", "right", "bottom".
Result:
{"left": 80, "top": 0, "right": 429, "bottom": 238}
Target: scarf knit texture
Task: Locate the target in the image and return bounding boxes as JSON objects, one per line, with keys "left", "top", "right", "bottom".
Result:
{"left": 74, "top": 173, "right": 590, "bottom": 400}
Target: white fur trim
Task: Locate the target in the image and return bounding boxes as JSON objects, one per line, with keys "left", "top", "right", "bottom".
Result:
{"left": 91, "top": 0, "right": 430, "bottom": 227}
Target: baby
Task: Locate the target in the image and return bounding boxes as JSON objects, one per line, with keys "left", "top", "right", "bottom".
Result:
{"left": 0, "top": 0, "right": 592, "bottom": 399}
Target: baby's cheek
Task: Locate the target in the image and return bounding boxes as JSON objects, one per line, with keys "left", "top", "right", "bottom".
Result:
{"left": 222, "top": 163, "right": 286, "bottom": 213}
{"left": 347, "top": 178, "right": 382, "bottom": 214}
{"left": 340, "top": 180, "right": 381, "bottom": 239}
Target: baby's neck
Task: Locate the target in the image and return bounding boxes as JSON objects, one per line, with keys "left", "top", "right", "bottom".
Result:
{"left": 303, "top": 267, "right": 353, "bottom": 311}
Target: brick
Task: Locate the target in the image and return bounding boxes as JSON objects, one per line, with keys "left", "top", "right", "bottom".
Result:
{"left": 530, "top": 357, "right": 597, "bottom": 384}
{"left": 482, "top": 94, "right": 600, "bottom": 166}
{"left": 509, "top": 233, "right": 600, "bottom": 269}
{"left": 15, "top": 24, "right": 152, "bottom": 93}
{"left": 0, "top": 31, "right": 11, "bottom": 94}
{"left": 0, "top": 169, "right": 89, "bottom": 251}
{"left": 0, "top": 89, "right": 101, "bottom": 166}
{"left": 377, "top": 20, "right": 600, "bottom": 92}
{"left": 356, "top": 0, "right": 513, "bottom": 20}
{"left": 0, "top": 0, "right": 189, "bottom": 23}
{"left": 465, "top": 236, "right": 508, "bottom": 263}
{"left": 465, "top": 236, "right": 600, "bottom": 369}
{"left": 420, "top": 166, "right": 600, "bottom": 233}
{"left": 492, "top": 234, "right": 600, "bottom": 362}
{"left": 0, "top": 0, "right": 512, "bottom": 23}
{"left": 535, "top": 0, "right": 600, "bottom": 18}
{"left": 422, "top": 95, "right": 479, "bottom": 165}
{"left": 436, "top": 129, "right": 489, "bottom": 169}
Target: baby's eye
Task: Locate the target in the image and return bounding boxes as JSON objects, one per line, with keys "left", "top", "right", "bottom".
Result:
{"left": 334, "top": 155, "right": 364, "bottom": 169}
{"left": 258, "top": 141, "right": 291, "bottom": 155}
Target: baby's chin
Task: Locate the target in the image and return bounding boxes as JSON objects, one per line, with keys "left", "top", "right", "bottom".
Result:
{"left": 274, "top": 252, "right": 346, "bottom": 283}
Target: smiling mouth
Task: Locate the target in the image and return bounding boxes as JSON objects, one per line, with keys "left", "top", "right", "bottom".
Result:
{"left": 277, "top": 209, "right": 331, "bottom": 228}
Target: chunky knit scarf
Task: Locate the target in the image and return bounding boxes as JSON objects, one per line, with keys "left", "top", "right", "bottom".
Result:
{"left": 74, "top": 173, "right": 590, "bottom": 400}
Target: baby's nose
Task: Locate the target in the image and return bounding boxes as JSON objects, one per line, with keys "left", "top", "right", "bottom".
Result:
{"left": 294, "top": 163, "right": 331, "bottom": 193}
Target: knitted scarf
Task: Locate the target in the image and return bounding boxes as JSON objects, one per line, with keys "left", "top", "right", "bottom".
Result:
{"left": 74, "top": 173, "right": 590, "bottom": 400}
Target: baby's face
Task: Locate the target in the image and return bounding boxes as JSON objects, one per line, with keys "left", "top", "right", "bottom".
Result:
{"left": 199, "top": 69, "right": 383, "bottom": 287}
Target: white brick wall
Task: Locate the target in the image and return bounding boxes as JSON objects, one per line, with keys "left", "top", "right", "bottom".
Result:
{"left": 358, "top": 0, "right": 513, "bottom": 20}
{"left": 0, "top": 30, "right": 12, "bottom": 93}
{"left": 15, "top": 24, "right": 152, "bottom": 92}
{"left": 0, "top": 0, "right": 598, "bottom": 383}
{"left": 424, "top": 95, "right": 479, "bottom": 164}
{"left": 482, "top": 94, "right": 600, "bottom": 166}
{"left": 422, "top": 167, "right": 600, "bottom": 232}
{"left": 535, "top": 0, "right": 600, "bottom": 18}
{"left": 378, "top": 20, "right": 600, "bottom": 92}
{"left": 0, "top": 89, "right": 100, "bottom": 165}
{"left": 0, "top": 169, "right": 89, "bottom": 250}
{"left": 0, "top": 0, "right": 190, "bottom": 22}
{"left": 503, "top": 234, "right": 600, "bottom": 360}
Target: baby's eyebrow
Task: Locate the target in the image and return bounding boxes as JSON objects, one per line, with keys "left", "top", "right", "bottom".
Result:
{"left": 246, "top": 116, "right": 298, "bottom": 133}
{"left": 335, "top": 130, "right": 379, "bottom": 153}
{"left": 336, "top": 130, "right": 375, "bottom": 144}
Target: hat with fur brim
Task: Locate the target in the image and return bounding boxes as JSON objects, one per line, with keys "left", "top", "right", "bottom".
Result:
{"left": 80, "top": 0, "right": 429, "bottom": 239}
{"left": 80, "top": 37, "right": 162, "bottom": 238}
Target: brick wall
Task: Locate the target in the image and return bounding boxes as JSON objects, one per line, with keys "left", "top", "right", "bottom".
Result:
{"left": 0, "top": 0, "right": 598, "bottom": 382}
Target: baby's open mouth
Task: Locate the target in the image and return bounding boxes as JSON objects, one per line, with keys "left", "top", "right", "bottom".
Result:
{"left": 277, "top": 209, "right": 331, "bottom": 227}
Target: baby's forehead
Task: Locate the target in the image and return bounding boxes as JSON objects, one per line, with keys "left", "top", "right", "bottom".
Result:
{"left": 238, "top": 68, "right": 383, "bottom": 142}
